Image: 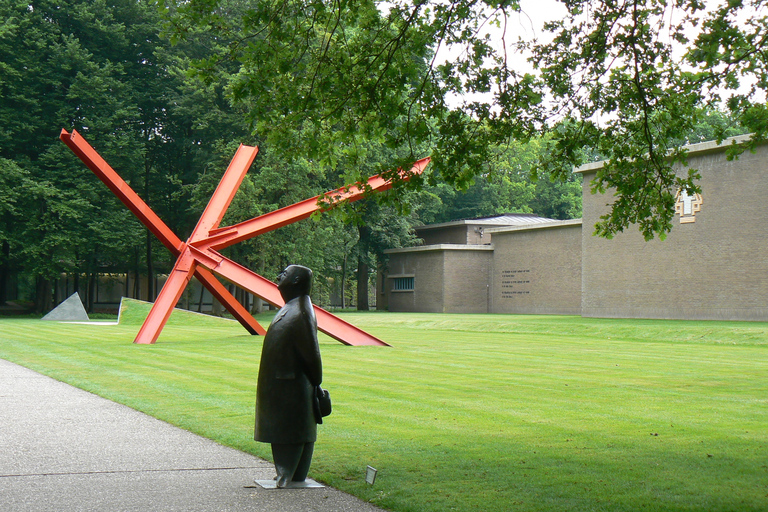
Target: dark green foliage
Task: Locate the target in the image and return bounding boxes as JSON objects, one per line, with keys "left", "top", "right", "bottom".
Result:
{"left": 0, "top": 0, "right": 167, "bottom": 310}
{"left": 0, "top": 0, "right": 257, "bottom": 310}
{"left": 418, "top": 137, "right": 582, "bottom": 223}
{"left": 524, "top": 1, "right": 762, "bottom": 239}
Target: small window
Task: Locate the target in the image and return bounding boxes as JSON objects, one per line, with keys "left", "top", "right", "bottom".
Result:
{"left": 392, "top": 277, "right": 414, "bottom": 291}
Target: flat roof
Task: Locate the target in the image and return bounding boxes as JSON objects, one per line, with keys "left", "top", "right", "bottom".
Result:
{"left": 574, "top": 134, "right": 756, "bottom": 173}
{"left": 414, "top": 214, "right": 556, "bottom": 231}
{"left": 485, "top": 218, "right": 582, "bottom": 234}
{"left": 384, "top": 244, "right": 495, "bottom": 254}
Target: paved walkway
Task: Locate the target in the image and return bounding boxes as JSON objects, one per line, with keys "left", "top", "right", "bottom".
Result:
{"left": 0, "top": 359, "right": 385, "bottom": 512}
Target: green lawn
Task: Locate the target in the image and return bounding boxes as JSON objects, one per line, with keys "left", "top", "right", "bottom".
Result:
{"left": 1, "top": 302, "right": 767, "bottom": 511}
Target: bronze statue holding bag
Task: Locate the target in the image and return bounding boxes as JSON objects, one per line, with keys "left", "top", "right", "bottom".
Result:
{"left": 254, "top": 265, "right": 331, "bottom": 488}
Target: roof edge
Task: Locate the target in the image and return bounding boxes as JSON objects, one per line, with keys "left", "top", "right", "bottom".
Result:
{"left": 485, "top": 218, "right": 582, "bottom": 234}
{"left": 574, "top": 134, "right": 758, "bottom": 174}
{"left": 384, "top": 244, "right": 495, "bottom": 254}
{"left": 414, "top": 214, "right": 555, "bottom": 231}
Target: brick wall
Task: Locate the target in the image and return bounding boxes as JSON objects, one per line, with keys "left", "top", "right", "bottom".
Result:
{"left": 384, "top": 248, "right": 445, "bottom": 313}
{"left": 384, "top": 246, "right": 493, "bottom": 312}
{"left": 489, "top": 222, "right": 582, "bottom": 315}
{"left": 580, "top": 141, "right": 768, "bottom": 320}
{"left": 442, "top": 248, "right": 493, "bottom": 313}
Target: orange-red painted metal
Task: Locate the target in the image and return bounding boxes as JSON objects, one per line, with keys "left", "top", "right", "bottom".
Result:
{"left": 187, "top": 246, "right": 384, "bottom": 346}
{"left": 135, "top": 143, "right": 259, "bottom": 344}
{"left": 60, "top": 129, "right": 266, "bottom": 339}
{"left": 60, "top": 128, "right": 430, "bottom": 346}
{"left": 60, "top": 129, "right": 183, "bottom": 254}
{"left": 134, "top": 248, "right": 199, "bottom": 344}
{"left": 197, "top": 158, "right": 432, "bottom": 252}
{"left": 194, "top": 267, "right": 266, "bottom": 336}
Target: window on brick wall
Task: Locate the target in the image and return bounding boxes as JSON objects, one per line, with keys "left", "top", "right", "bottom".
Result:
{"left": 392, "top": 276, "right": 414, "bottom": 291}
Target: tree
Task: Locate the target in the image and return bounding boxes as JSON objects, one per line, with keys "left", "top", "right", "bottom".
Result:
{"left": 340, "top": 197, "right": 421, "bottom": 310}
{"left": 0, "top": 0, "right": 231, "bottom": 311}
{"left": 490, "top": 137, "right": 582, "bottom": 221}
{"left": 0, "top": 0, "right": 297, "bottom": 311}
{"left": 530, "top": 0, "right": 768, "bottom": 239}
{"left": 0, "top": 0, "right": 150, "bottom": 310}
{"left": 166, "top": 0, "right": 768, "bottom": 240}
{"left": 416, "top": 136, "right": 582, "bottom": 223}
{"left": 669, "top": 107, "right": 748, "bottom": 147}
{"left": 0, "top": 159, "right": 30, "bottom": 305}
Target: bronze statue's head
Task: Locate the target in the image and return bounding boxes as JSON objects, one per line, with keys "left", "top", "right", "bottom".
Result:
{"left": 277, "top": 265, "right": 313, "bottom": 301}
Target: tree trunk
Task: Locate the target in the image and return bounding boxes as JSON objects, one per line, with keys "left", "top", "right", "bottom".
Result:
{"left": 34, "top": 277, "right": 52, "bottom": 314}
{"left": 357, "top": 256, "right": 369, "bottom": 311}
{"left": 88, "top": 272, "right": 96, "bottom": 312}
{"left": 251, "top": 258, "right": 264, "bottom": 314}
{"left": 54, "top": 276, "right": 62, "bottom": 306}
{"left": 133, "top": 269, "right": 140, "bottom": 299}
{"left": 356, "top": 225, "right": 371, "bottom": 310}
{"left": 341, "top": 254, "right": 347, "bottom": 309}
{"left": 132, "top": 248, "right": 140, "bottom": 299}
{"left": 236, "top": 286, "right": 249, "bottom": 311}
{"left": 212, "top": 296, "right": 223, "bottom": 316}
{"left": 146, "top": 230, "right": 155, "bottom": 301}
{"left": 0, "top": 239, "right": 9, "bottom": 305}
{"left": 197, "top": 282, "right": 205, "bottom": 313}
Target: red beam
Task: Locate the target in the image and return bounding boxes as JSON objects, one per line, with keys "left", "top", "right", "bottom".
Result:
{"left": 135, "top": 249, "right": 198, "bottom": 344}
{"left": 60, "top": 129, "right": 183, "bottom": 254}
{"left": 61, "top": 129, "right": 267, "bottom": 339}
{"left": 190, "top": 144, "right": 258, "bottom": 240}
{"left": 189, "top": 246, "right": 389, "bottom": 346}
{"left": 134, "top": 143, "right": 258, "bottom": 345}
{"left": 193, "top": 268, "right": 266, "bottom": 336}
{"left": 199, "top": 158, "right": 431, "bottom": 252}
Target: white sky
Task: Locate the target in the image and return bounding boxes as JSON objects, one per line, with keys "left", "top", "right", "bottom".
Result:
{"left": 434, "top": 0, "right": 568, "bottom": 106}
{"left": 435, "top": 0, "right": 765, "bottom": 108}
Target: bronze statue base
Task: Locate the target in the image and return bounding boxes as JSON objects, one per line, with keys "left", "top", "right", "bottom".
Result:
{"left": 253, "top": 478, "right": 324, "bottom": 489}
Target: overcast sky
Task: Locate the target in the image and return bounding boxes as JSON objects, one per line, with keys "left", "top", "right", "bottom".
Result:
{"left": 434, "top": 0, "right": 568, "bottom": 106}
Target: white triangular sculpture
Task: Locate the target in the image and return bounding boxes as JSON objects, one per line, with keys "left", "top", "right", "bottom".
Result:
{"left": 42, "top": 292, "right": 89, "bottom": 322}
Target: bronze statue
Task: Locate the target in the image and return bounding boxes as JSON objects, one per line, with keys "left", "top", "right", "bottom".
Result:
{"left": 254, "top": 265, "right": 323, "bottom": 488}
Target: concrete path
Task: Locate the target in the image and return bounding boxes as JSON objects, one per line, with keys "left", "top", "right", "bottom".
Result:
{"left": 0, "top": 359, "right": 385, "bottom": 512}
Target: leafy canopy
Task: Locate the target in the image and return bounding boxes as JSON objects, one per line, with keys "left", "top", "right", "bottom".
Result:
{"left": 165, "top": 0, "right": 765, "bottom": 239}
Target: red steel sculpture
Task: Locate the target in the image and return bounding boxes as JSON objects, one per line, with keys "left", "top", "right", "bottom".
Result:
{"left": 60, "top": 129, "right": 430, "bottom": 346}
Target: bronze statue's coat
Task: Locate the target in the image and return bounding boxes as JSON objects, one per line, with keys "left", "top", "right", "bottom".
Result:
{"left": 254, "top": 267, "right": 322, "bottom": 444}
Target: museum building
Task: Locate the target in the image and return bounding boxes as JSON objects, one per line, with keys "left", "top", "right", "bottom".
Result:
{"left": 380, "top": 135, "right": 768, "bottom": 321}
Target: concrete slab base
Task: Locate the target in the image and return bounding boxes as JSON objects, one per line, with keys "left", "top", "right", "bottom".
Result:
{"left": 254, "top": 479, "right": 325, "bottom": 489}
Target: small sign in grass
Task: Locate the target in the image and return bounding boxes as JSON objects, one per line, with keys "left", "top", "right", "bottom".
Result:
{"left": 1, "top": 309, "right": 767, "bottom": 511}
